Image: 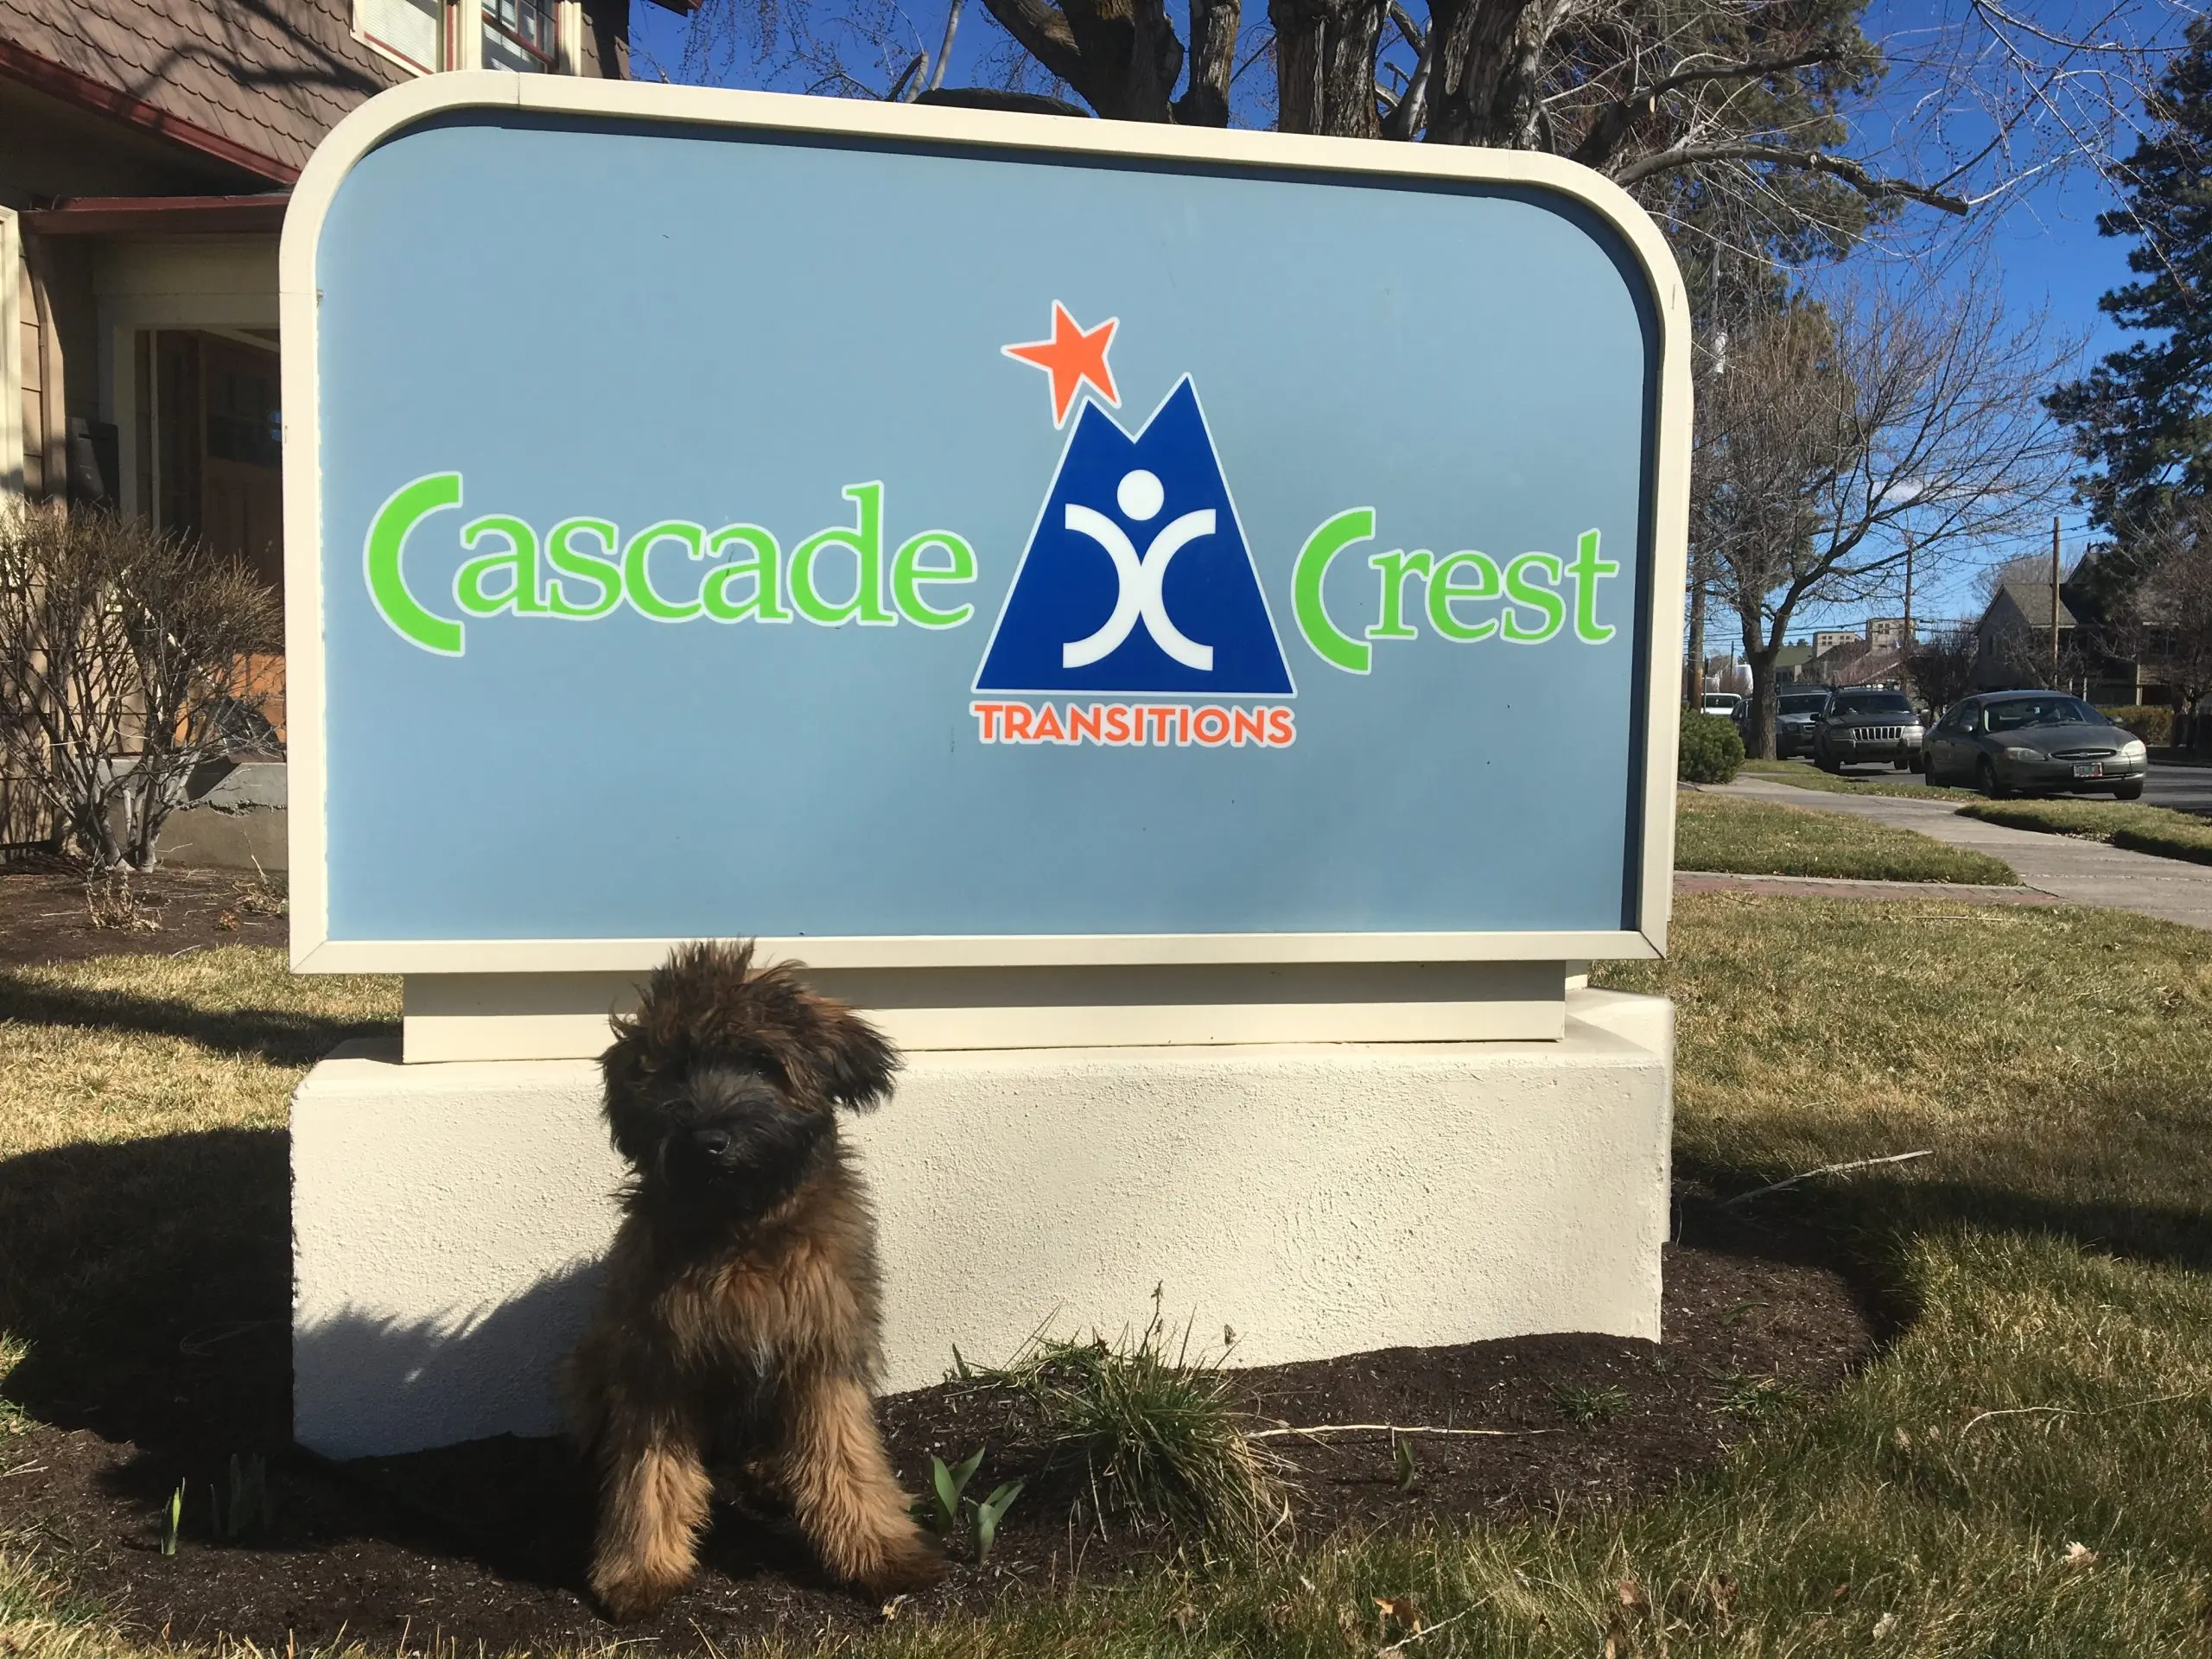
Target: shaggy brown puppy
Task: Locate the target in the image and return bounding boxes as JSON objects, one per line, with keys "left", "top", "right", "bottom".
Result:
{"left": 564, "top": 940, "right": 943, "bottom": 1619}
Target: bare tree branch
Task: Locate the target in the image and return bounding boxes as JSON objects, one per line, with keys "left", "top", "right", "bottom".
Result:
{"left": 1617, "top": 142, "right": 1972, "bottom": 214}
{"left": 976, "top": 0, "right": 1087, "bottom": 88}
{"left": 926, "top": 0, "right": 963, "bottom": 89}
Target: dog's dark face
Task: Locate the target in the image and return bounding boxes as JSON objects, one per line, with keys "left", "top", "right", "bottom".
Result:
{"left": 601, "top": 941, "right": 899, "bottom": 1224}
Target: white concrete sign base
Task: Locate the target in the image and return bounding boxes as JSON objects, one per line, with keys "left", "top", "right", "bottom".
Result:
{"left": 292, "top": 988, "right": 1672, "bottom": 1459}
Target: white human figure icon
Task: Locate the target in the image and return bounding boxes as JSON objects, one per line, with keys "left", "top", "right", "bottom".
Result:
{"left": 1061, "top": 467, "right": 1217, "bottom": 671}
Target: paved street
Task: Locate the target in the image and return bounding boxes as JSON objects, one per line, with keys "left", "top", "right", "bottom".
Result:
{"left": 1705, "top": 774, "right": 2212, "bottom": 931}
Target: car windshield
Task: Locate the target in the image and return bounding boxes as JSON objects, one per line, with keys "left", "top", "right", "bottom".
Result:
{"left": 1985, "top": 696, "right": 2105, "bottom": 731}
{"left": 1779, "top": 694, "right": 1830, "bottom": 714}
{"left": 1832, "top": 692, "right": 1912, "bottom": 715}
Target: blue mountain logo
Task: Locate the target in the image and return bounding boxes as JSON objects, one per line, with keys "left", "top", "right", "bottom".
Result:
{"left": 974, "top": 377, "right": 1295, "bottom": 698}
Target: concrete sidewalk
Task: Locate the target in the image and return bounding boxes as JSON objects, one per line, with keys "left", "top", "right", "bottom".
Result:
{"left": 1700, "top": 777, "right": 2212, "bottom": 931}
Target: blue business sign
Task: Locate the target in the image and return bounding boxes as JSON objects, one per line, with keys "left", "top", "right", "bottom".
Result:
{"left": 285, "top": 83, "right": 1688, "bottom": 969}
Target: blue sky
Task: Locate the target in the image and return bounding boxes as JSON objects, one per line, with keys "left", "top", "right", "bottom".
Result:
{"left": 627, "top": 0, "right": 2175, "bottom": 643}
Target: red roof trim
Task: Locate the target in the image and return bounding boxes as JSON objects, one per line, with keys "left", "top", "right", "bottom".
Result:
{"left": 0, "top": 39, "right": 301, "bottom": 185}
{"left": 22, "top": 194, "right": 291, "bottom": 235}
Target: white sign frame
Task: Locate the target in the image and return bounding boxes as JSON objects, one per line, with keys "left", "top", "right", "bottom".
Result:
{"left": 282, "top": 73, "right": 1689, "bottom": 976}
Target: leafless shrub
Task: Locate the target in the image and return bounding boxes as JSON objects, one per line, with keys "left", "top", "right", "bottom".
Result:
{"left": 82, "top": 868, "right": 160, "bottom": 931}
{"left": 231, "top": 860, "right": 290, "bottom": 918}
{"left": 1906, "top": 623, "right": 1978, "bottom": 712}
{"left": 0, "top": 505, "right": 282, "bottom": 874}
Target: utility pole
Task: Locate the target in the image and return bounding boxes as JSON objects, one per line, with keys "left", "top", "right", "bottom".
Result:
{"left": 1686, "top": 550, "right": 1707, "bottom": 706}
{"left": 1902, "top": 531, "right": 1915, "bottom": 645}
{"left": 1899, "top": 531, "right": 1916, "bottom": 701}
{"left": 2050, "top": 517, "right": 2063, "bottom": 688}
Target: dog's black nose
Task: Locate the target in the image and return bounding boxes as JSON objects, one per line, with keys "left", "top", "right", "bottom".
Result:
{"left": 694, "top": 1127, "right": 734, "bottom": 1159}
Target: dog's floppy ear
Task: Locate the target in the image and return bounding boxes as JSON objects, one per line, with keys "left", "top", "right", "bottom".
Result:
{"left": 746, "top": 961, "right": 901, "bottom": 1112}
{"left": 805, "top": 997, "right": 900, "bottom": 1112}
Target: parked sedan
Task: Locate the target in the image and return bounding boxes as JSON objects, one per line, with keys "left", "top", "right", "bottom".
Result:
{"left": 1812, "top": 688, "right": 1925, "bottom": 772}
{"left": 1774, "top": 688, "right": 1834, "bottom": 758}
{"left": 1923, "top": 691, "right": 2148, "bottom": 799}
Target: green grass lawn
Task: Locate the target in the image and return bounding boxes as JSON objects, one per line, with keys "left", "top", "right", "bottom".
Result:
{"left": 1678, "top": 790, "right": 2018, "bottom": 885}
{"left": 11, "top": 903, "right": 2212, "bottom": 1656}
{"left": 1739, "top": 759, "right": 1980, "bottom": 802}
{"left": 1960, "top": 798, "right": 2212, "bottom": 868}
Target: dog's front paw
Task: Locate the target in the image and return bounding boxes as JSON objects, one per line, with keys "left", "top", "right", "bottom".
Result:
{"left": 591, "top": 1560, "right": 690, "bottom": 1623}
{"left": 855, "top": 1525, "right": 947, "bottom": 1599}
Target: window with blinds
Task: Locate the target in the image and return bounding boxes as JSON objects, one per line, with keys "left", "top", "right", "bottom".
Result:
{"left": 482, "top": 0, "right": 557, "bottom": 70}
{"left": 356, "top": 0, "right": 443, "bottom": 72}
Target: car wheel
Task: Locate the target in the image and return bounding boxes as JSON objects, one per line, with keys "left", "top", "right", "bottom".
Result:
{"left": 2114, "top": 779, "right": 2145, "bottom": 801}
{"left": 1977, "top": 757, "right": 2011, "bottom": 800}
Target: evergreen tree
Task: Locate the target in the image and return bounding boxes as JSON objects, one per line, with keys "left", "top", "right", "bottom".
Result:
{"left": 2048, "top": 18, "right": 2212, "bottom": 591}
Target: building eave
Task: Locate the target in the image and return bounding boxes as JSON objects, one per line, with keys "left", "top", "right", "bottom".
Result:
{"left": 22, "top": 194, "right": 290, "bottom": 235}
{"left": 0, "top": 40, "right": 300, "bottom": 186}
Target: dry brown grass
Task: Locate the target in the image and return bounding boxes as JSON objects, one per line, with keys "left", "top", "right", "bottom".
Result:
{"left": 0, "top": 949, "right": 396, "bottom": 1164}
{"left": 9, "top": 907, "right": 2212, "bottom": 1657}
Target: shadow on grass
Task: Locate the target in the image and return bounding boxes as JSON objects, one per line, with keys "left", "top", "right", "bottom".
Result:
{"left": 1676, "top": 1149, "right": 2212, "bottom": 1342}
{"left": 0, "top": 969, "right": 395, "bottom": 1065}
{"left": 0, "top": 1128, "right": 824, "bottom": 1611}
{"left": 7, "top": 1125, "right": 2206, "bottom": 1624}
{"left": 0, "top": 1128, "right": 291, "bottom": 1453}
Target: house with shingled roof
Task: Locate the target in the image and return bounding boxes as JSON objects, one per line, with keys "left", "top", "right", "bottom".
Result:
{"left": 3, "top": 0, "right": 683, "bottom": 859}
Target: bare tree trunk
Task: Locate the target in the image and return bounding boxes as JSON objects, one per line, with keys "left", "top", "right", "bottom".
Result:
{"left": 979, "top": 0, "right": 1182, "bottom": 119}
{"left": 1064, "top": 0, "right": 1185, "bottom": 118}
{"left": 1270, "top": 0, "right": 1388, "bottom": 136}
{"left": 1174, "top": 0, "right": 1238, "bottom": 124}
{"left": 1421, "top": 0, "right": 1535, "bottom": 147}
{"left": 1744, "top": 638, "right": 1782, "bottom": 760}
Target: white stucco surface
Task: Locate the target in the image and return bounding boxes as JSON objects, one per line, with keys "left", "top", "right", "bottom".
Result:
{"left": 292, "top": 988, "right": 1672, "bottom": 1459}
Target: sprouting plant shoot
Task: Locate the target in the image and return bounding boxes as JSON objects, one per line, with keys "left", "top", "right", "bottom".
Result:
{"left": 208, "top": 1453, "right": 271, "bottom": 1540}
{"left": 926, "top": 1449, "right": 1025, "bottom": 1562}
{"left": 160, "top": 1480, "right": 184, "bottom": 1556}
{"left": 971, "top": 1478, "right": 1024, "bottom": 1562}
{"left": 928, "top": 1448, "right": 983, "bottom": 1534}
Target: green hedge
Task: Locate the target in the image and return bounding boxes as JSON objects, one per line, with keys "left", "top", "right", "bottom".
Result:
{"left": 1679, "top": 710, "right": 1745, "bottom": 784}
{"left": 2098, "top": 704, "right": 2174, "bottom": 746}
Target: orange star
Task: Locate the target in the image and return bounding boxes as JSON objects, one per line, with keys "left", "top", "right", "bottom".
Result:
{"left": 1001, "top": 302, "right": 1120, "bottom": 427}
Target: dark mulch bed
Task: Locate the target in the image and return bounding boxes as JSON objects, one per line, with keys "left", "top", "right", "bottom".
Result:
{"left": 0, "top": 860, "right": 289, "bottom": 969}
{"left": 1, "top": 1226, "right": 1875, "bottom": 1654}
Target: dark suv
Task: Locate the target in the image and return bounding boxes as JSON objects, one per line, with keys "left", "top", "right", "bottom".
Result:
{"left": 1773, "top": 688, "right": 1834, "bottom": 758}
{"left": 1812, "top": 689, "right": 1925, "bottom": 772}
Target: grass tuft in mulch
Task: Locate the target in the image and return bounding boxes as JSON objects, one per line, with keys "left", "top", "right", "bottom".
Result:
{"left": 1676, "top": 790, "right": 2017, "bottom": 884}
{"left": 943, "top": 1298, "right": 1292, "bottom": 1559}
